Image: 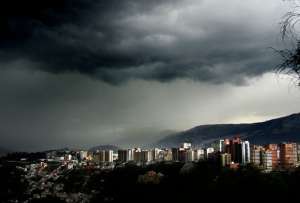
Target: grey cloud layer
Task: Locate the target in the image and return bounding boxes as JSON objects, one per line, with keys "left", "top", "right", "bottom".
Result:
{"left": 1, "top": 65, "right": 300, "bottom": 151}
{"left": 0, "top": 0, "right": 289, "bottom": 84}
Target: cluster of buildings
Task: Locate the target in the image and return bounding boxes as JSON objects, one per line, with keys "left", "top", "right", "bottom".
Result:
{"left": 110, "top": 137, "right": 300, "bottom": 172}
{"left": 8, "top": 137, "right": 300, "bottom": 202}
{"left": 117, "top": 148, "right": 171, "bottom": 163}
{"left": 215, "top": 137, "right": 251, "bottom": 169}
{"left": 21, "top": 159, "right": 91, "bottom": 202}
{"left": 19, "top": 138, "right": 300, "bottom": 175}
{"left": 251, "top": 143, "right": 299, "bottom": 171}
{"left": 113, "top": 138, "right": 251, "bottom": 169}
{"left": 202, "top": 137, "right": 299, "bottom": 172}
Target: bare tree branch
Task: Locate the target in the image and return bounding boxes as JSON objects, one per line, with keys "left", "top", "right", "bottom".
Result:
{"left": 277, "top": 1, "right": 300, "bottom": 85}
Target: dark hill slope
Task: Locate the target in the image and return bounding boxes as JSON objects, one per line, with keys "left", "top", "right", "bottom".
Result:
{"left": 156, "top": 113, "right": 300, "bottom": 147}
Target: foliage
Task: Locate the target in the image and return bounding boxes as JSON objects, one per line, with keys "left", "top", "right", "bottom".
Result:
{"left": 89, "top": 161, "right": 300, "bottom": 202}
{"left": 4, "top": 161, "right": 300, "bottom": 202}
{"left": 63, "top": 169, "right": 87, "bottom": 193}
{"left": 0, "top": 165, "right": 28, "bottom": 202}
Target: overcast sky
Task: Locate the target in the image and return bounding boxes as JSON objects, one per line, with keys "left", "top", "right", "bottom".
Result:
{"left": 1, "top": 0, "right": 300, "bottom": 151}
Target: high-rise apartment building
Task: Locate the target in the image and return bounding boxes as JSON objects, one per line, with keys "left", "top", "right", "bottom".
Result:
{"left": 117, "top": 149, "right": 138, "bottom": 163}
{"left": 241, "top": 141, "right": 250, "bottom": 165}
{"left": 152, "top": 148, "right": 162, "bottom": 161}
{"left": 118, "top": 150, "right": 128, "bottom": 163}
{"left": 141, "top": 150, "right": 153, "bottom": 163}
{"left": 94, "top": 150, "right": 113, "bottom": 163}
{"left": 178, "top": 148, "right": 187, "bottom": 162}
{"left": 225, "top": 137, "right": 242, "bottom": 163}
{"left": 297, "top": 144, "right": 300, "bottom": 163}
{"left": 250, "top": 145, "right": 263, "bottom": 166}
{"left": 172, "top": 148, "right": 179, "bottom": 161}
{"left": 133, "top": 148, "right": 142, "bottom": 162}
{"left": 105, "top": 150, "right": 113, "bottom": 163}
{"left": 127, "top": 149, "right": 134, "bottom": 161}
{"left": 265, "top": 144, "right": 280, "bottom": 170}
{"left": 262, "top": 150, "right": 273, "bottom": 171}
{"left": 279, "top": 143, "right": 297, "bottom": 170}
{"left": 163, "top": 149, "right": 172, "bottom": 161}
{"left": 186, "top": 149, "right": 195, "bottom": 162}
{"left": 194, "top": 149, "right": 205, "bottom": 161}
{"left": 205, "top": 147, "right": 215, "bottom": 160}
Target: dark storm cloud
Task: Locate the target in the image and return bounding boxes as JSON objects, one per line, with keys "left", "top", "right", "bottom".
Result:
{"left": 1, "top": 1, "right": 299, "bottom": 152}
{"left": 0, "top": 0, "right": 287, "bottom": 84}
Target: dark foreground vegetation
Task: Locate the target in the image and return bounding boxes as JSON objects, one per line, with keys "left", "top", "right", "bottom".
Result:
{"left": 88, "top": 161, "right": 299, "bottom": 202}
{"left": 2, "top": 160, "right": 300, "bottom": 202}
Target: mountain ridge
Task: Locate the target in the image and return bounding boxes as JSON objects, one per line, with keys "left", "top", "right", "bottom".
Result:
{"left": 155, "top": 113, "right": 300, "bottom": 147}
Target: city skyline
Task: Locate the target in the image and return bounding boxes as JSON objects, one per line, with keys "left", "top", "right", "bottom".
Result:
{"left": 2, "top": 137, "right": 300, "bottom": 202}
{"left": 5, "top": 138, "right": 300, "bottom": 172}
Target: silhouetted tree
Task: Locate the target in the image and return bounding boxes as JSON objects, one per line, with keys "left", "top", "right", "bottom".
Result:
{"left": 278, "top": 0, "right": 300, "bottom": 85}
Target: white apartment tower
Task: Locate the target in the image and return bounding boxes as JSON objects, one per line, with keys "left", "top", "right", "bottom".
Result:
{"left": 241, "top": 141, "right": 251, "bottom": 165}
